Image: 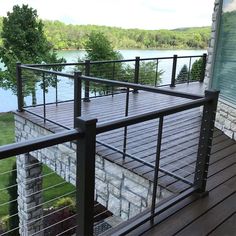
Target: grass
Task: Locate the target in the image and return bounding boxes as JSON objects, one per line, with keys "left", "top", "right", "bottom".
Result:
{"left": 0, "top": 113, "right": 16, "bottom": 217}
{"left": 0, "top": 112, "right": 75, "bottom": 218}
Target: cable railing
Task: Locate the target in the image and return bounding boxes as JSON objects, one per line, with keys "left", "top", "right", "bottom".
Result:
{"left": 1, "top": 57, "right": 219, "bottom": 235}
{"left": 17, "top": 54, "right": 206, "bottom": 110}
{"left": 2, "top": 67, "right": 218, "bottom": 235}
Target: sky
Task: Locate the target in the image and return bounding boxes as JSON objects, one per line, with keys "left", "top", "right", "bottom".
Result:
{"left": 0, "top": 0, "right": 216, "bottom": 30}
{"left": 224, "top": 0, "right": 236, "bottom": 12}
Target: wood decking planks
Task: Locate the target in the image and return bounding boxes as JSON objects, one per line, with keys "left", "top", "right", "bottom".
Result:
{"left": 142, "top": 130, "right": 236, "bottom": 236}
{"left": 14, "top": 83, "right": 236, "bottom": 235}
{"left": 17, "top": 90, "right": 203, "bottom": 193}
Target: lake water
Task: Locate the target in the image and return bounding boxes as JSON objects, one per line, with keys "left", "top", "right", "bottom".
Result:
{"left": 0, "top": 49, "right": 206, "bottom": 112}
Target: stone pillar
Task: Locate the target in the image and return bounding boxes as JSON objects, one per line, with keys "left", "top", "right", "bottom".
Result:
{"left": 17, "top": 153, "right": 43, "bottom": 236}
{"left": 204, "top": 0, "right": 221, "bottom": 88}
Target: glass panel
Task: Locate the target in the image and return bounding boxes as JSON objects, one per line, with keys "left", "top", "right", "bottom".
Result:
{"left": 212, "top": 0, "right": 236, "bottom": 104}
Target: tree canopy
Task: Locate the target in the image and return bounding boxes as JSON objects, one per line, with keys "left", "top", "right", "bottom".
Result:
{"left": 84, "top": 31, "right": 122, "bottom": 61}
{"left": 0, "top": 16, "right": 210, "bottom": 50}
{"left": 0, "top": 5, "right": 65, "bottom": 100}
{"left": 176, "top": 64, "right": 189, "bottom": 83}
{"left": 79, "top": 32, "right": 163, "bottom": 96}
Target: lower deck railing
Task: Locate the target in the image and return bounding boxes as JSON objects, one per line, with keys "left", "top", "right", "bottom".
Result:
{"left": 0, "top": 75, "right": 218, "bottom": 235}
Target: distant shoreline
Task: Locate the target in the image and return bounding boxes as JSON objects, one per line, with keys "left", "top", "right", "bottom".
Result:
{"left": 57, "top": 47, "right": 207, "bottom": 51}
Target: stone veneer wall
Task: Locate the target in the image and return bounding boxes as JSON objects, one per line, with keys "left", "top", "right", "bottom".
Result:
{"left": 215, "top": 100, "right": 236, "bottom": 140}
{"left": 204, "top": 0, "right": 220, "bottom": 87}
{"left": 15, "top": 114, "right": 171, "bottom": 234}
{"left": 205, "top": 0, "right": 236, "bottom": 140}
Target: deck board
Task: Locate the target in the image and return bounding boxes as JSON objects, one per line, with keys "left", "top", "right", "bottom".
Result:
{"left": 16, "top": 88, "right": 204, "bottom": 193}
{"left": 14, "top": 83, "right": 236, "bottom": 235}
{"left": 141, "top": 131, "right": 236, "bottom": 236}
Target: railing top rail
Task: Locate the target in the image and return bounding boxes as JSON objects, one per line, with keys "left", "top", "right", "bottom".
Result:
{"left": 139, "top": 55, "right": 204, "bottom": 61}
{"left": 20, "top": 65, "right": 74, "bottom": 78}
{"left": 22, "top": 54, "right": 205, "bottom": 67}
{"left": 0, "top": 129, "right": 82, "bottom": 160}
{"left": 79, "top": 75, "right": 203, "bottom": 100}
{"left": 96, "top": 96, "right": 211, "bottom": 134}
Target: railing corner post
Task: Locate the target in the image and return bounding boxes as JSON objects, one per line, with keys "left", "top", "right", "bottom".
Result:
{"left": 200, "top": 53, "right": 207, "bottom": 83}
{"left": 74, "top": 71, "right": 82, "bottom": 128}
{"left": 84, "top": 60, "right": 90, "bottom": 102}
{"left": 133, "top": 56, "right": 140, "bottom": 93}
{"left": 16, "top": 62, "right": 23, "bottom": 112}
{"left": 170, "top": 54, "right": 178, "bottom": 87}
{"left": 194, "top": 90, "right": 219, "bottom": 194}
{"left": 75, "top": 116, "right": 97, "bottom": 236}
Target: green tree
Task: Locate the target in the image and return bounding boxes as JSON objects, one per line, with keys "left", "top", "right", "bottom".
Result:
{"left": 123, "top": 61, "right": 163, "bottom": 85}
{"left": 7, "top": 162, "right": 19, "bottom": 236}
{"left": 80, "top": 32, "right": 163, "bottom": 94}
{"left": 190, "top": 58, "right": 204, "bottom": 81}
{"left": 84, "top": 31, "right": 122, "bottom": 62}
{"left": 80, "top": 31, "right": 123, "bottom": 94}
{"left": 0, "top": 5, "right": 65, "bottom": 105}
{"left": 139, "top": 61, "right": 163, "bottom": 86}
{"left": 176, "top": 64, "right": 189, "bottom": 83}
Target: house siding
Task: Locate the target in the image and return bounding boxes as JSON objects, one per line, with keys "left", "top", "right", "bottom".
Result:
{"left": 206, "top": 0, "right": 236, "bottom": 140}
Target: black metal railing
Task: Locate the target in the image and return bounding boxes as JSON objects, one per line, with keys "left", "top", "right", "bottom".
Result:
{"left": 17, "top": 59, "right": 205, "bottom": 128}
{"left": 0, "top": 86, "right": 218, "bottom": 235}
{"left": 18, "top": 54, "right": 206, "bottom": 109}
{"left": 9, "top": 56, "right": 219, "bottom": 235}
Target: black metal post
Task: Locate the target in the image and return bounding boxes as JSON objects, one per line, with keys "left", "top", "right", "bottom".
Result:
{"left": 16, "top": 62, "right": 23, "bottom": 112}
{"left": 194, "top": 90, "right": 219, "bottom": 194}
{"left": 75, "top": 116, "right": 97, "bottom": 236}
{"left": 111, "top": 62, "right": 115, "bottom": 97}
{"left": 151, "top": 116, "right": 163, "bottom": 224}
{"left": 74, "top": 72, "right": 82, "bottom": 128}
{"left": 42, "top": 73, "right": 46, "bottom": 123}
{"left": 55, "top": 75, "right": 58, "bottom": 106}
{"left": 200, "top": 53, "right": 207, "bottom": 82}
{"left": 123, "top": 88, "right": 130, "bottom": 160}
{"left": 133, "top": 56, "right": 140, "bottom": 93}
{"left": 188, "top": 57, "right": 192, "bottom": 83}
{"left": 84, "top": 60, "right": 90, "bottom": 102}
{"left": 170, "top": 54, "right": 178, "bottom": 87}
{"left": 155, "top": 59, "right": 159, "bottom": 87}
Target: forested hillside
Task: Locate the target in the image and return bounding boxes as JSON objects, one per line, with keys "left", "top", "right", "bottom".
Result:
{"left": 0, "top": 17, "right": 210, "bottom": 50}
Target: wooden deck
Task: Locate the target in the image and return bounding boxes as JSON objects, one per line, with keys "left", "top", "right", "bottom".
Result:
{"left": 16, "top": 83, "right": 205, "bottom": 193}
{"left": 138, "top": 129, "right": 236, "bottom": 236}
{"left": 15, "top": 82, "right": 236, "bottom": 235}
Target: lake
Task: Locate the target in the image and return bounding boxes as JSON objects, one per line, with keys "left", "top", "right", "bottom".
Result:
{"left": 0, "top": 49, "right": 206, "bottom": 112}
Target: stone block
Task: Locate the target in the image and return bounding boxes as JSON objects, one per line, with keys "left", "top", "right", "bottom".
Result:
{"left": 97, "top": 196, "right": 107, "bottom": 208}
{"left": 95, "top": 167, "right": 106, "bottom": 181}
{"left": 121, "top": 211, "right": 128, "bottom": 220}
{"left": 121, "top": 189, "right": 141, "bottom": 207}
{"left": 108, "top": 183, "right": 121, "bottom": 197}
{"left": 228, "top": 115, "right": 236, "bottom": 123}
{"left": 95, "top": 179, "right": 108, "bottom": 195}
{"left": 121, "top": 199, "right": 129, "bottom": 213}
{"left": 124, "top": 177, "right": 148, "bottom": 198}
{"left": 224, "top": 120, "right": 231, "bottom": 130}
{"left": 220, "top": 111, "right": 228, "bottom": 118}
{"left": 215, "top": 121, "right": 223, "bottom": 130}
{"left": 228, "top": 107, "right": 236, "bottom": 117}
{"left": 96, "top": 155, "right": 104, "bottom": 165}
{"left": 129, "top": 203, "right": 140, "bottom": 218}
{"left": 108, "top": 194, "right": 121, "bottom": 216}
{"left": 106, "top": 174, "right": 122, "bottom": 188}
{"left": 104, "top": 161, "right": 123, "bottom": 179}
{"left": 231, "top": 122, "right": 236, "bottom": 132}
{"left": 223, "top": 128, "right": 233, "bottom": 139}
{"left": 58, "top": 143, "right": 74, "bottom": 154}
{"left": 123, "top": 169, "right": 149, "bottom": 187}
